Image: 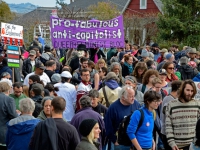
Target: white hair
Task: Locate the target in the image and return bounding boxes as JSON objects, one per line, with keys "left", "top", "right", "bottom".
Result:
{"left": 0, "top": 78, "right": 12, "bottom": 88}
{"left": 19, "top": 98, "right": 35, "bottom": 113}
{"left": 119, "top": 85, "right": 134, "bottom": 99}
{"left": 164, "top": 52, "right": 169, "bottom": 58}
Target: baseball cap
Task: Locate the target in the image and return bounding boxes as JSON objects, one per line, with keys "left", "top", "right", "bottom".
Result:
{"left": 29, "top": 50, "right": 36, "bottom": 55}
{"left": 159, "top": 69, "right": 167, "bottom": 75}
{"left": 35, "top": 62, "right": 46, "bottom": 70}
{"left": 51, "top": 73, "right": 61, "bottom": 83}
{"left": 31, "top": 83, "right": 44, "bottom": 91}
{"left": 61, "top": 71, "right": 72, "bottom": 78}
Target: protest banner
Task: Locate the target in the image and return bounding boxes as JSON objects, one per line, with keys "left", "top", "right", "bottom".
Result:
{"left": 1, "top": 22, "right": 23, "bottom": 46}
{"left": 50, "top": 15, "right": 125, "bottom": 49}
{"left": 194, "top": 82, "right": 200, "bottom": 100}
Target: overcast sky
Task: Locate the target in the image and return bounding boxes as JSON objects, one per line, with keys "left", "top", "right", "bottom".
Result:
{"left": 5, "top": 0, "right": 70, "bottom": 7}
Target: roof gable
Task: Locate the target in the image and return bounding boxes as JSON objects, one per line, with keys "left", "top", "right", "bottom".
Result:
{"left": 67, "top": 0, "right": 130, "bottom": 13}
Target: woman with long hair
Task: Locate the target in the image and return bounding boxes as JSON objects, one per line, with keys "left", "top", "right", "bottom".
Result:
{"left": 121, "top": 54, "right": 134, "bottom": 77}
{"left": 23, "top": 85, "right": 29, "bottom": 97}
{"left": 137, "top": 69, "right": 159, "bottom": 94}
{"left": 95, "top": 58, "right": 107, "bottom": 71}
{"left": 76, "top": 119, "right": 101, "bottom": 150}
{"left": 162, "top": 62, "right": 178, "bottom": 83}
{"left": 132, "top": 62, "right": 148, "bottom": 84}
{"left": 110, "top": 62, "right": 124, "bottom": 86}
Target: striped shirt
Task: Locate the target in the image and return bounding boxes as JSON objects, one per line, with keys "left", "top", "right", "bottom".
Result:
{"left": 165, "top": 99, "right": 200, "bottom": 148}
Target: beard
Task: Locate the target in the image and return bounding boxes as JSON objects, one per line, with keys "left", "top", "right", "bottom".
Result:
{"left": 183, "top": 94, "right": 192, "bottom": 102}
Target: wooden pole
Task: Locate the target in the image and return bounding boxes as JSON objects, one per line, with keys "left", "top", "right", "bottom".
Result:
{"left": 12, "top": 68, "right": 14, "bottom": 83}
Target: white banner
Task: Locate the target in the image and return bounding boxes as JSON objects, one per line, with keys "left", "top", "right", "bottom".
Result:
{"left": 1, "top": 22, "right": 23, "bottom": 39}
{"left": 194, "top": 82, "right": 200, "bottom": 100}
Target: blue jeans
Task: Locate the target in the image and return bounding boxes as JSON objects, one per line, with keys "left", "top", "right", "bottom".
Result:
{"left": 114, "top": 145, "right": 130, "bottom": 150}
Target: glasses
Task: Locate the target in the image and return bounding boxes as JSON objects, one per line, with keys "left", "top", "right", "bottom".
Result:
{"left": 153, "top": 100, "right": 161, "bottom": 103}
{"left": 167, "top": 67, "right": 174, "bottom": 70}
{"left": 82, "top": 74, "right": 90, "bottom": 77}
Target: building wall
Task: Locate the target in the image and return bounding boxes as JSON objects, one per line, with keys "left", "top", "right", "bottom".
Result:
{"left": 124, "top": 0, "right": 160, "bottom": 15}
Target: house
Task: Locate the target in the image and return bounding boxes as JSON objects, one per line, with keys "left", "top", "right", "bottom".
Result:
{"left": 67, "top": 0, "right": 163, "bottom": 15}
{"left": 124, "top": 0, "right": 163, "bottom": 15}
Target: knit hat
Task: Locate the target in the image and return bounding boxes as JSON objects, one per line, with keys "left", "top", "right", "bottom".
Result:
{"left": 141, "top": 49, "right": 149, "bottom": 57}
{"left": 179, "top": 56, "right": 189, "bottom": 65}
{"left": 51, "top": 73, "right": 61, "bottom": 83}
{"left": 165, "top": 53, "right": 173, "bottom": 60}
{"left": 79, "top": 119, "right": 98, "bottom": 137}
{"left": 152, "top": 43, "right": 158, "bottom": 47}
{"left": 44, "top": 45, "right": 51, "bottom": 52}
{"left": 148, "top": 52, "right": 154, "bottom": 60}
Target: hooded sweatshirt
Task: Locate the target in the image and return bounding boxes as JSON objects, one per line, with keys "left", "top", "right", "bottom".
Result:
{"left": 6, "top": 115, "right": 40, "bottom": 150}
{"left": 99, "top": 80, "right": 122, "bottom": 106}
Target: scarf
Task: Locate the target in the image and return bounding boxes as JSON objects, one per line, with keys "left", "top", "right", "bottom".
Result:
{"left": 124, "top": 62, "right": 133, "bottom": 74}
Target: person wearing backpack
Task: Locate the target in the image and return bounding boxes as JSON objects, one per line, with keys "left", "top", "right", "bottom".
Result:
{"left": 104, "top": 85, "right": 141, "bottom": 150}
{"left": 127, "top": 90, "right": 161, "bottom": 150}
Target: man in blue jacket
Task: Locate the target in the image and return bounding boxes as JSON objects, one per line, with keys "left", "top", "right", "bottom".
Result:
{"left": 6, "top": 98, "right": 40, "bottom": 150}
{"left": 104, "top": 85, "right": 141, "bottom": 150}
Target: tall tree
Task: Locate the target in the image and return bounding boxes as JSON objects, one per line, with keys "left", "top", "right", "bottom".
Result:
{"left": 157, "top": 0, "right": 200, "bottom": 47}
{"left": 87, "top": 2, "right": 120, "bottom": 20}
{"left": 0, "top": 1, "right": 15, "bottom": 22}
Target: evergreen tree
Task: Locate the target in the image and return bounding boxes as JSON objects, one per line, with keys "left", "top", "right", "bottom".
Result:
{"left": 157, "top": 0, "right": 200, "bottom": 47}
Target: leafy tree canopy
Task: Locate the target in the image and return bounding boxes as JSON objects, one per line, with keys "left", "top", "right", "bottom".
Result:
{"left": 0, "top": 1, "right": 15, "bottom": 23}
{"left": 87, "top": 2, "right": 120, "bottom": 20}
{"left": 157, "top": 0, "right": 200, "bottom": 47}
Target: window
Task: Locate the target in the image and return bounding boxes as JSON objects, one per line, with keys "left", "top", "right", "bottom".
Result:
{"left": 140, "top": 0, "right": 147, "bottom": 9}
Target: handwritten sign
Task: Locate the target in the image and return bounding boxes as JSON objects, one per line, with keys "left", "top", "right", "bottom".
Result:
{"left": 50, "top": 15, "right": 125, "bottom": 49}
{"left": 1, "top": 22, "right": 23, "bottom": 46}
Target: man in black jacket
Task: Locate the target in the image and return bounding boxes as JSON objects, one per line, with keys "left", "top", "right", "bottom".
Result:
{"left": 29, "top": 96, "right": 80, "bottom": 150}
{"left": 69, "top": 44, "right": 89, "bottom": 73}
{"left": 177, "top": 56, "right": 198, "bottom": 80}
{"left": 22, "top": 50, "right": 37, "bottom": 77}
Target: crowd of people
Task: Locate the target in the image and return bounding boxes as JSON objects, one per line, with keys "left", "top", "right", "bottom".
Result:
{"left": 0, "top": 37, "right": 200, "bottom": 150}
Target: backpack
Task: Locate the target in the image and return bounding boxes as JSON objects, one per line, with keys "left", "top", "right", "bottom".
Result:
{"left": 117, "top": 109, "right": 156, "bottom": 146}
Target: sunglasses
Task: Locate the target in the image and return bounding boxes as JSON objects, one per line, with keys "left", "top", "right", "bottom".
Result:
{"left": 167, "top": 67, "right": 174, "bottom": 70}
